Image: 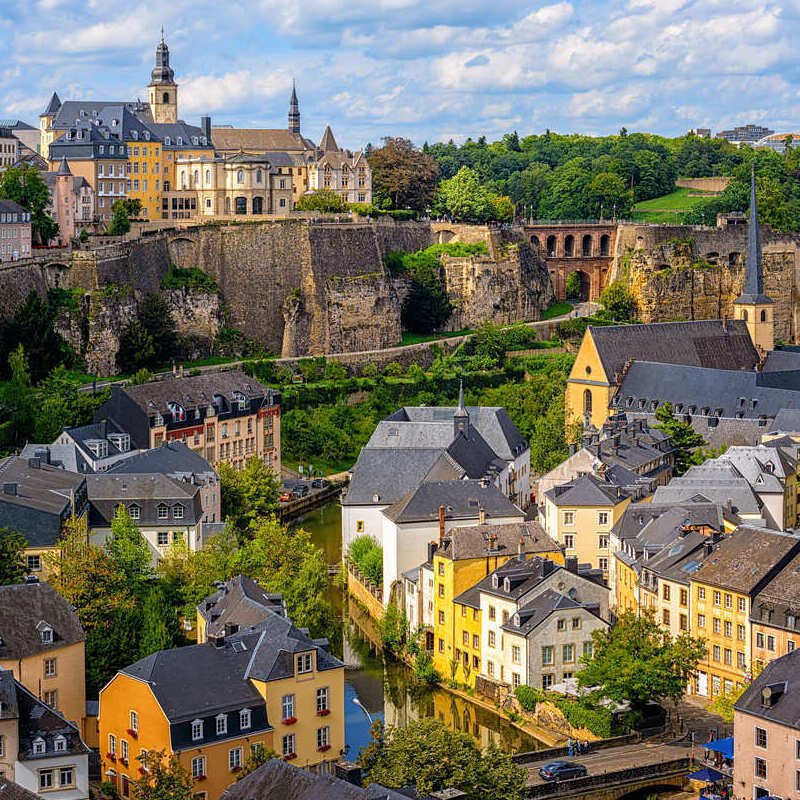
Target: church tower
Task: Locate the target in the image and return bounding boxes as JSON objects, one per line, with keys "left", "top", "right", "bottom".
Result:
{"left": 288, "top": 80, "right": 300, "bottom": 134}
{"left": 454, "top": 381, "right": 470, "bottom": 436}
{"left": 733, "top": 167, "right": 773, "bottom": 353}
{"left": 148, "top": 30, "right": 178, "bottom": 124}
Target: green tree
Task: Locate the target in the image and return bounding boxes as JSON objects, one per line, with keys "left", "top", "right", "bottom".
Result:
{"left": 138, "top": 585, "right": 175, "bottom": 658}
{"left": 599, "top": 280, "right": 637, "bottom": 321}
{"left": 117, "top": 319, "right": 155, "bottom": 373}
{"left": 489, "top": 193, "right": 515, "bottom": 221}
{"left": 136, "top": 750, "right": 193, "bottom": 800}
{"left": 378, "top": 604, "right": 408, "bottom": 654}
{"left": 295, "top": 189, "right": 346, "bottom": 213}
{"left": 565, "top": 272, "right": 582, "bottom": 299}
{"left": 106, "top": 504, "right": 152, "bottom": 591}
{"left": 138, "top": 293, "right": 177, "bottom": 367}
{"left": 236, "top": 744, "right": 276, "bottom": 780}
{"left": 653, "top": 401, "right": 707, "bottom": 475}
{"left": 107, "top": 200, "right": 131, "bottom": 235}
{"left": 0, "top": 528, "right": 27, "bottom": 584}
{"left": 368, "top": 137, "right": 438, "bottom": 211}
{"left": 119, "top": 198, "right": 143, "bottom": 219}
{"left": 361, "top": 718, "right": 526, "bottom": 800}
{"left": 588, "top": 172, "right": 633, "bottom": 217}
{"left": 435, "top": 167, "right": 492, "bottom": 222}
{"left": 0, "top": 164, "right": 59, "bottom": 244}
{"left": 578, "top": 611, "right": 706, "bottom": 710}
{"left": 219, "top": 458, "right": 280, "bottom": 535}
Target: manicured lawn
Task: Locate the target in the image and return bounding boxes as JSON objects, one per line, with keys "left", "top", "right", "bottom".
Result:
{"left": 632, "top": 187, "right": 715, "bottom": 224}
{"left": 541, "top": 301, "right": 573, "bottom": 320}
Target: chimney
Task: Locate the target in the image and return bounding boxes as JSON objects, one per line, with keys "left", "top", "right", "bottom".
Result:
{"left": 565, "top": 555, "right": 578, "bottom": 573}
{"left": 200, "top": 115, "right": 212, "bottom": 140}
{"left": 542, "top": 558, "right": 556, "bottom": 576}
{"left": 27, "top": 457, "right": 41, "bottom": 470}
{"left": 704, "top": 541, "right": 714, "bottom": 556}
{"left": 212, "top": 634, "right": 225, "bottom": 648}
{"left": 438, "top": 505, "right": 446, "bottom": 542}
{"left": 518, "top": 537, "right": 525, "bottom": 561}
{"left": 34, "top": 447, "right": 50, "bottom": 464}
{"left": 478, "top": 506, "right": 486, "bottom": 526}
{"left": 568, "top": 442, "right": 577, "bottom": 456}
{"left": 3, "top": 483, "right": 17, "bottom": 496}
{"left": 427, "top": 541, "right": 438, "bottom": 562}
{"left": 334, "top": 762, "right": 363, "bottom": 786}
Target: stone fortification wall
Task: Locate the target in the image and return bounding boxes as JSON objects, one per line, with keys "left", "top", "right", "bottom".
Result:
{"left": 0, "top": 261, "right": 51, "bottom": 319}
{"left": 613, "top": 224, "right": 800, "bottom": 343}
{"left": 675, "top": 177, "right": 731, "bottom": 193}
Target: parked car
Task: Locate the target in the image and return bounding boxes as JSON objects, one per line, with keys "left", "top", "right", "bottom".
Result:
{"left": 311, "top": 478, "right": 330, "bottom": 489}
{"left": 538, "top": 761, "right": 588, "bottom": 781}
{"left": 291, "top": 483, "right": 310, "bottom": 498}
{"left": 279, "top": 491, "right": 292, "bottom": 502}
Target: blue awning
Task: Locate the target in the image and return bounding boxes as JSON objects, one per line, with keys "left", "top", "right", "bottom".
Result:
{"left": 706, "top": 737, "right": 734, "bottom": 758}
{"left": 688, "top": 767, "right": 725, "bottom": 783}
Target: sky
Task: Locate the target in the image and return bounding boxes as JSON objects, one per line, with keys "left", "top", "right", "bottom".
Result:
{"left": 1, "top": 0, "right": 799, "bottom": 149}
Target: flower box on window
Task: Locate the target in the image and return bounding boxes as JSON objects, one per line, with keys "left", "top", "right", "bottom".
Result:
{"left": 106, "top": 753, "right": 116, "bottom": 762}
{"left": 194, "top": 774, "right": 207, "bottom": 782}
{"left": 316, "top": 709, "right": 330, "bottom": 717}
{"left": 231, "top": 766, "right": 241, "bottom": 773}
{"left": 283, "top": 753, "right": 297, "bottom": 761}
{"left": 119, "top": 758, "right": 128, "bottom": 767}
{"left": 283, "top": 716, "right": 297, "bottom": 725}
{"left": 126, "top": 729, "right": 138, "bottom": 738}
{"left": 138, "top": 768, "right": 147, "bottom": 776}
{"left": 317, "top": 745, "right": 331, "bottom": 752}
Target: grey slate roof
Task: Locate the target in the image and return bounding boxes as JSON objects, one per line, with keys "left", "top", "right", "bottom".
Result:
{"left": 109, "top": 441, "right": 217, "bottom": 481}
{"left": 440, "top": 521, "right": 560, "bottom": 561}
{"left": 42, "top": 92, "right": 61, "bottom": 115}
{"left": 198, "top": 575, "right": 286, "bottom": 639}
{"left": 0, "top": 583, "right": 84, "bottom": 660}
{"left": 589, "top": 319, "right": 758, "bottom": 382}
{"left": 751, "top": 552, "right": 800, "bottom": 632}
{"left": 638, "top": 530, "right": 711, "bottom": 584}
{"left": 221, "top": 758, "right": 408, "bottom": 800}
{"left": 0, "top": 779, "right": 41, "bottom": 800}
{"left": 383, "top": 480, "right": 523, "bottom": 525}
{"left": 734, "top": 648, "right": 800, "bottom": 726}
{"left": 501, "top": 588, "right": 604, "bottom": 636}
{"left": 770, "top": 408, "right": 800, "bottom": 434}
{"left": 19, "top": 444, "right": 87, "bottom": 474}
{"left": 614, "top": 361, "right": 800, "bottom": 420}
{"left": 545, "top": 473, "right": 630, "bottom": 507}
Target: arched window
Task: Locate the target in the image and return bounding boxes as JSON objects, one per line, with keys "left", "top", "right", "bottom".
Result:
{"left": 583, "top": 389, "right": 592, "bottom": 415}
{"left": 546, "top": 235, "right": 557, "bottom": 257}
{"left": 256, "top": 169, "right": 263, "bottom": 184}
{"left": 235, "top": 196, "right": 247, "bottom": 214}
{"left": 600, "top": 234, "right": 610, "bottom": 256}
{"left": 193, "top": 170, "right": 199, "bottom": 186}
{"left": 205, "top": 169, "right": 211, "bottom": 183}
{"left": 180, "top": 171, "right": 187, "bottom": 189}
{"left": 531, "top": 235, "right": 540, "bottom": 248}
{"left": 742, "top": 310, "right": 748, "bottom": 322}
{"left": 582, "top": 235, "right": 592, "bottom": 257}
{"left": 252, "top": 196, "right": 263, "bottom": 214}
{"left": 162, "top": 92, "right": 170, "bottom": 104}
{"left": 237, "top": 169, "right": 244, "bottom": 184}
{"left": 761, "top": 309, "right": 768, "bottom": 322}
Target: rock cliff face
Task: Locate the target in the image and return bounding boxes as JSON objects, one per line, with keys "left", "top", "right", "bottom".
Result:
{"left": 613, "top": 224, "right": 800, "bottom": 343}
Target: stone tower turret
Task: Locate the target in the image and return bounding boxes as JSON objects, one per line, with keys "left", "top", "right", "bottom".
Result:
{"left": 148, "top": 29, "right": 178, "bottom": 124}
{"left": 288, "top": 80, "right": 300, "bottom": 134}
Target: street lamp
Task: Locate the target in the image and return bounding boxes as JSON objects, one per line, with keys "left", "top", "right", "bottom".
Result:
{"left": 352, "top": 697, "right": 373, "bottom": 725}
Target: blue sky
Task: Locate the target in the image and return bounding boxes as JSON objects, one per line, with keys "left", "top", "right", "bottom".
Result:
{"left": 1, "top": 0, "right": 798, "bottom": 150}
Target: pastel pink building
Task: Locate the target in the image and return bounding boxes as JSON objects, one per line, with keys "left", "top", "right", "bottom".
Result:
{"left": 734, "top": 648, "right": 800, "bottom": 800}
{"left": 0, "top": 199, "right": 31, "bottom": 261}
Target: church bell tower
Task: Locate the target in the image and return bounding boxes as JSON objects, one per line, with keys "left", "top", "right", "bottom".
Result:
{"left": 148, "top": 30, "right": 178, "bottom": 124}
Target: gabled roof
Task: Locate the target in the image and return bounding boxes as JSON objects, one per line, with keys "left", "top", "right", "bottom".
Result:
{"left": 383, "top": 480, "right": 522, "bottom": 525}
{"left": 501, "top": 588, "right": 604, "bottom": 636}
{"left": 440, "top": 521, "right": 560, "bottom": 561}
{"left": 545, "top": 473, "right": 630, "bottom": 507}
{"left": 0, "top": 583, "right": 85, "bottom": 660}
{"left": 211, "top": 127, "right": 315, "bottom": 154}
{"left": 734, "top": 649, "right": 800, "bottom": 726}
{"left": 108, "top": 441, "right": 217, "bottom": 479}
{"left": 588, "top": 319, "right": 758, "bottom": 384}
{"left": 318, "top": 125, "right": 338, "bottom": 153}
{"left": 198, "top": 575, "right": 286, "bottom": 638}
{"left": 42, "top": 92, "right": 61, "bottom": 116}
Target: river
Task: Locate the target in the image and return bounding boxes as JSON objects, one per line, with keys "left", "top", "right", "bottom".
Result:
{"left": 294, "top": 500, "right": 545, "bottom": 759}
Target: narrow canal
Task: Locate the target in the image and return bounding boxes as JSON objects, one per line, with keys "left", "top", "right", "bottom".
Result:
{"left": 293, "top": 500, "right": 544, "bottom": 759}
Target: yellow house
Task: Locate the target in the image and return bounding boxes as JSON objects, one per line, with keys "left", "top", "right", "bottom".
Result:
{"left": 0, "top": 582, "right": 87, "bottom": 738}
{"left": 564, "top": 320, "right": 761, "bottom": 430}
{"left": 613, "top": 551, "right": 640, "bottom": 615}
{"left": 99, "top": 611, "right": 344, "bottom": 800}
{"left": 542, "top": 473, "right": 631, "bottom": 579}
{"left": 430, "top": 521, "right": 562, "bottom": 686}
{"left": 690, "top": 527, "right": 800, "bottom": 699}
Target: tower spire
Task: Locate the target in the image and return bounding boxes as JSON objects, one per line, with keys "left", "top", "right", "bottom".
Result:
{"left": 288, "top": 80, "right": 300, "bottom": 134}
{"left": 735, "top": 166, "right": 771, "bottom": 305}
{"left": 454, "top": 380, "right": 469, "bottom": 435}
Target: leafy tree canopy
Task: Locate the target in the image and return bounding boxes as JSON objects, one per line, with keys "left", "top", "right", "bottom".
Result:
{"left": 219, "top": 457, "right": 281, "bottom": 535}
{"left": 654, "top": 401, "right": 708, "bottom": 475}
{"left": 295, "top": 188, "right": 346, "bottom": 213}
{"left": 368, "top": 137, "right": 438, "bottom": 211}
{"left": 599, "top": 281, "right": 637, "bottom": 321}
{"left": 0, "top": 528, "right": 27, "bottom": 585}
{"left": 0, "top": 165, "right": 59, "bottom": 243}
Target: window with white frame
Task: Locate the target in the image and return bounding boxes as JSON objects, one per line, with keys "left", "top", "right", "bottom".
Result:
{"left": 59, "top": 766, "right": 74, "bottom": 787}
{"left": 281, "top": 734, "right": 295, "bottom": 756}
{"left": 39, "top": 770, "right": 54, "bottom": 790}
{"left": 239, "top": 708, "right": 251, "bottom": 730}
{"left": 229, "top": 747, "right": 242, "bottom": 770}
{"left": 54, "top": 735, "right": 66, "bottom": 752}
{"left": 296, "top": 653, "right": 312, "bottom": 674}
{"left": 317, "top": 726, "right": 330, "bottom": 749}
{"left": 316, "top": 687, "right": 329, "bottom": 713}
{"left": 191, "top": 719, "right": 203, "bottom": 741}
{"left": 563, "top": 511, "right": 575, "bottom": 526}
{"left": 157, "top": 504, "right": 168, "bottom": 519}
{"left": 281, "top": 694, "right": 295, "bottom": 720}
{"left": 191, "top": 756, "right": 205, "bottom": 778}
{"left": 121, "top": 740, "right": 129, "bottom": 761}
{"left": 108, "top": 734, "right": 117, "bottom": 755}
{"left": 130, "top": 710, "right": 138, "bottom": 733}
{"left": 511, "top": 645, "right": 521, "bottom": 664}
{"left": 216, "top": 713, "right": 227, "bottom": 735}
{"left": 33, "top": 737, "right": 45, "bottom": 755}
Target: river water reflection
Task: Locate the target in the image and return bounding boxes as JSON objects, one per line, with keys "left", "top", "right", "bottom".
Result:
{"left": 294, "top": 501, "right": 544, "bottom": 758}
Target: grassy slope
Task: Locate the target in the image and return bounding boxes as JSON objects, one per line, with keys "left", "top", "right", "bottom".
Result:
{"left": 631, "top": 187, "right": 716, "bottom": 224}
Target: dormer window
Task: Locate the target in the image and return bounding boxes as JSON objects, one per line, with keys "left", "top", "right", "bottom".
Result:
{"left": 128, "top": 504, "right": 140, "bottom": 521}
{"left": 191, "top": 719, "right": 203, "bottom": 741}
{"left": 503, "top": 577, "right": 511, "bottom": 592}
{"left": 157, "top": 503, "right": 168, "bottom": 520}
{"left": 54, "top": 735, "right": 66, "bottom": 752}
{"left": 39, "top": 625, "right": 53, "bottom": 644}
{"left": 296, "top": 653, "right": 313, "bottom": 674}
{"left": 167, "top": 402, "right": 186, "bottom": 422}
{"left": 240, "top": 708, "right": 251, "bottom": 730}
{"left": 233, "top": 391, "right": 248, "bottom": 411}
{"left": 491, "top": 574, "right": 499, "bottom": 589}
{"left": 513, "top": 613, "right": 520, "bottom": 627}
{"left": 216, "top": 713, "right": 227, "bottom": 735}
{"left": 173, "top": 504, "right": 184, "bottom": 520}
{"left": 33, "top": 737, "right": 46, "bottom": 755}
{"left": 164, "top": 136, "right": 171, "bottom": 146}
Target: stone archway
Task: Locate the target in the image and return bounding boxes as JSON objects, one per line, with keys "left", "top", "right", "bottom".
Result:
{"left": 575, "top": 269, "right": 591, "bottom": 300}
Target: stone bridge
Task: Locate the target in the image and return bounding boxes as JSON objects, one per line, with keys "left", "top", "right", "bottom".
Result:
{"left": 523, "top": 222, "right": 617, "bottom": 301}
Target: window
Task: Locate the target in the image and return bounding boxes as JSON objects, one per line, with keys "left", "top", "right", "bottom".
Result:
{"left": 297, "top": 653, "right": 313, "bottom": 673}
{"left": 40, "top": 627, "right": 53, "bottom": 644}
{"left": 44, "top": 657, "right": 57, "bottom": 677}
{"left": 487, "top": 660, "right": 494, "bottom": 676}
{"left": 317, "top": 726, "right": 330, "bottom": 749}
{"left": 512, "top": 645, "right": 521, "bottom": 664}
{"left": 724, "top": 621, "right": 732, "bottom": 638}
{"left": 438, "top": 584, "right": 445, "bottom": 598}
{"left": 598, "top": 511, "right": 609, "bottom": 526}
{"left": 738, "top": 597, "right": 746, "bottom": 613}
{"left": 157, "top": 504, "right": 168, "bottom": 519}
{"left": 279, "top": 198, "right": 287, "bottom": 208}
{"left": 755, "top": 727, "right": 767, "bottom": 748}
{"left": 557, "top": 618, "right": 566, "bottom": 631}
{"left": 282, "top": 734, "right": 295, "bottom": 757}
{"left": 738, "top": 651, "right": 746, "bottom": 669}
{"left": 738, "top": 624, "right": 746, "bottom": 641}
{"left": 39, "top": 770, "right": 54, "bottom": 790}
{"left": 240, "top": 708, "right": 251, "bottom": 729}
{"left": 191, "top": 756, "right": 205, "bottom": 779}
{"left": 680, "top": 588, "right": 688, "bottom": 606}
{"left": 680, "top": 614, "right": 688, "bottom": 631}
{"left": 563, "top": 511, "right": 574, "bottom": 526}
{"left": 173, "top": 505, "right": 184, "bottom": 520}
{"left": 562, "top": 644, "right": 575, "bottom": 663}
{"left": 191, "top": 719, "right": 203, "bottom": 741}
{"left": 698, "top": 587, "right": 706, "bottom": 601}
{"left": 472, "top": 634, "right": 479, "bottom": 649}
{"left": 713, "top": 618, "right": 721, "bottom": 634}
{"left": 216, "top": 713, "right": 227, "bottom": 735}
{"left": 583, "top": 641, "right": 593, "bottom": 658}
{"left": 355, "top": 520, "right": 364, "bottom": 533}
{"left": 663, "top": 585, "right": 671, "bottom": 601}
{"left": 130, "top": 710, "right": 138, "bottom": 733}
{"left": 108, "top": 734, "right": 117, "bottom": 755}
{"left": 44, "top": 689, "right": 57, "bottom": 708}
{"left": 754, "top": 757, "right": 767, "bottom": 779}
{"left": 229, "top": 747, "right": 242, "bottom": 770}
{"left": 767, "top": 635, "right": 776, "bottom": 652}
{"left": 121, "top": 739, "right": 129, "bottom": 762}
{"left": 724, "top": 593, "right": 732, "bottom": 609}
{"left": 438, "top": 638, "right": 444, "bottom": 652}
{"left": 513, "top": 672, "right": 521, "bottom": 689}
{"left": 542, "top": 646, "right": 554, "bottom": 665}
{"left": 437, "top": 610, "right": 445, "bottom": 625}
{"left": 488, "top": 631, "right": 496, "bottom": 648}
{"left": 662, "top": 609, "right": 670, "bottom": 626}
{"left": 542, "top": 673, "right": 554, "bottom": 690}
{"left": 572, "top": 617, "right": 582, "bottom": 630}
{"left": 796, "top": 738, "right": 800, "bottom": 759}
{"left": 157, "top": 531, "right": 169, "bottom": 546}
{"left": 712, "top": 645, "right": 721, "bottom": 661}
{"left": 488, "top": 605, "right": 496, "bottom": 621}
{"left": 598, "top": 557, "right": 608, "bottom": 572}
{"left": 564, "top": 534, "right": 575, "bottom": 549}
{"left": 281, "top": 694, "right": 295, "bottom": 721}
{"left": 713, "top": 591, "right": 721, "bottom": 606}
{"left": 27, "top": 554, "right": 41, "bottom": 572}
{"left": 598, "top": 534, "right": 609, "bottom": 549}
{"left": 724, "top": 648, "right": 732, "bottom": 665}
{"left": 316, "top": 687, "right": 329, "bottom": 713}
{"left": 129, "top": 504, "right": 140, "bottom": 520}
{"left": 756, "top": 632, "right": 765, "bottom": 648}
{"left": 59, "top": 767, "right": 74, "bottom": 787}
{"left": 463, "top": 631, "right": 469, "bottom": 646}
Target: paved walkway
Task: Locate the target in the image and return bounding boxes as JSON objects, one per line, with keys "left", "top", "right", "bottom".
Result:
{"left": 524, "top": 741, "right": 691, "bottom": 786}
{"left": 673, "top": 695, "right": 731, "bottom": 742}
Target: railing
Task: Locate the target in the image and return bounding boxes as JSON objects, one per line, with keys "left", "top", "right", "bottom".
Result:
{"left": 525, "top": 756, "right": 691, "bottom": 798}
{"left": 346, "top": 560, "right": 383, "bottom": 603}
{"left": 513, "top": 733, "right": 641, "bottom": 765}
